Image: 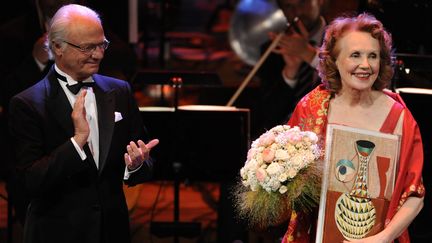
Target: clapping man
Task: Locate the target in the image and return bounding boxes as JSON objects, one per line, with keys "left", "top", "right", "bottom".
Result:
{"left": 8, "top": 4, "right": 158, "bottom": 243}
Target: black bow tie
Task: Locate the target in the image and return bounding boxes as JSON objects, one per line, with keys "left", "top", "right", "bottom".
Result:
{"left": 55, "top": 70, "right": 95, "bottom": 94}
{"left": 66, "top": 82, "right": 95, "bottom": 95}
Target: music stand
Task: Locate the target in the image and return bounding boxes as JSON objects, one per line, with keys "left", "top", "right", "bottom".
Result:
{"left": 132, "top": 70, "right": 222, "bottom": 108}
{"left": 132, "top": 70, "right": 222, "bottom": 242}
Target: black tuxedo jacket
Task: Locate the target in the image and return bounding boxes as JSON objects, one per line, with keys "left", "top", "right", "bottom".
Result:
{"left": 8, "top": 68, "right": 153, "bottom": 243}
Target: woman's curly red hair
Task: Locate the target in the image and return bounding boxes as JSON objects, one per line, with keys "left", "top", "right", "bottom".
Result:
{"left": 318, "top": 13, "right": 394, "bottom": 94}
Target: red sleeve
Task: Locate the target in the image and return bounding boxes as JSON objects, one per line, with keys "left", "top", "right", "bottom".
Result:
{"left": 287, "top": 96, "right": 307, "bottom": 127}
{"left": 384, "top": 93, "right": 425, "bottom": 243}
{"left": 395, "top": 108, "right": 425, "bottom": 203}
{"left": 288, "top": 85, "right": 330, "bottom": 138}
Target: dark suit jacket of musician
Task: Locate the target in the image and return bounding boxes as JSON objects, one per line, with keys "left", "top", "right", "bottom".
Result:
{"left": 8, "top": 68, "right": 152, "bottom": 243}
{"left": 252, "top": 41, "right": 321, "bottom": 139}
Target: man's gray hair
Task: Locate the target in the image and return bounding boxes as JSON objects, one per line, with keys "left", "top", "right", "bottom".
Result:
{"left": 45, "top": 4, "right": 101, "bottom": 58}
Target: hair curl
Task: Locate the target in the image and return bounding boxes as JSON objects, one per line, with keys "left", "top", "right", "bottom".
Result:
{"left": 318, "top": 13, "right": 394, "bottom": 94}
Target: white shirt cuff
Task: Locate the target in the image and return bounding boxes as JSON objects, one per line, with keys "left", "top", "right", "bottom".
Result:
{"left": 70, "top": 137, "right": 87, "bottom": 161}
{"left": 123, "top": 162, "right": 144, "bottom": 180}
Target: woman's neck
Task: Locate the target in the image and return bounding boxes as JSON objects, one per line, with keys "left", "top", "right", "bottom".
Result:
{"left": 333, "top": 88, "right": 377, "bottom": 107}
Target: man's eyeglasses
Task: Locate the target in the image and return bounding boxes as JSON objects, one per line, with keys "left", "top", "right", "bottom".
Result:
{"left": 63, "top": 39, "right": 110, "bottom": 54}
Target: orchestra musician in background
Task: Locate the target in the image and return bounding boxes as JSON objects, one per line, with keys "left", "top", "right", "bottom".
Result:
{"left": 252, "top": 0, "right": 327, "bottom": 139}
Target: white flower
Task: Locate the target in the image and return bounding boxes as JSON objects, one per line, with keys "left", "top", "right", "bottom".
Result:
{"left": 287, "top": 168, "right": 297, "bottom": 178}
{"left": 247, "top": 170, "right": 256, "bottom": 181}
{"left": 246, "top": 159, "right": 258, "bottom": 170}
{"left": 286, "top": 144, "right": 296, "bottom": 154}
{"left": 279, "top": 185, "right": 288, "bottom": 194}
{"left": 239, "top": 125, "right": 320, "bottom": 195}
{"left": 240, "top": 167, "right": 246, "bottom": 178}
{"left": 255, "top": 153, "right": 264, "bottom": 165}
{"left": 247, "top": 148, "right": 257, "bottom": 160}
{"left": 275, "top": 149, "right": 289, "bottom": 160}
{"left": 290, "top": 155, "right": 303, "bottom": 167}
{"left": 273, "top": 125, "right": 285, "bottom": 132}
{"left": 278, "top": 173, "right": 288, "bottom": 182}
{"left": 270, "top": 179, "right": 281, "bottom": 191}
{"left": 266, "top": 163, "right": 282, "bottom": 175}
{"left": 305, "top": 131, "right": 318, "bottom": 143}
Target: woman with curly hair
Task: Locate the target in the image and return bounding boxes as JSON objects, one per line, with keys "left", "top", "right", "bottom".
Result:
{"left": 284, "top": 13, "right": 425, "bottom": 243}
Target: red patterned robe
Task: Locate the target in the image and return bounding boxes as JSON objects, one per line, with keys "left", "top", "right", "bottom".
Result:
{"left": 282, "top": 85, "right": 425, "bottom": 243}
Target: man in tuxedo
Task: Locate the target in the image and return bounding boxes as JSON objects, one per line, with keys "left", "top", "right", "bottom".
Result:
{"left": 0, "top": 0, "right": 139, "bottom": 225}
{"left": 8, "top": 4, "right": 158, "bottom": 243}
{"left": 252, "top": 0, "right": 327, "bottom": 139}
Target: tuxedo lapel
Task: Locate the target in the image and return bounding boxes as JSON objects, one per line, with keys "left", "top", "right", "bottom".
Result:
{"left": 45, "top": 69, "right": 74, "bottom": 138}
{"left": 93, "top": 75, "right": 115, "bottom": 173}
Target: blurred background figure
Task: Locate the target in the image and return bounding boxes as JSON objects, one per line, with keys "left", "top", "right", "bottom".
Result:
{"left": 0, "top": 0, "right": 78, "bottom": 231}
{"left": 0, "top": 0, "right": 73, "bottom": 115}
{"left": 251, "top": 0, "right": 327, "bottom": 139}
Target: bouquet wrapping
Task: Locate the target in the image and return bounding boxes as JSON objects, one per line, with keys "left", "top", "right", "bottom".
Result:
{"left": 233, "top": 125, "right": 322, "bottom": 229}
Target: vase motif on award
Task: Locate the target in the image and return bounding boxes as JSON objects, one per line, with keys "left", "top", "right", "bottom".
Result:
{"left": 334, "top": 140, "right": 376, "bottom": 240}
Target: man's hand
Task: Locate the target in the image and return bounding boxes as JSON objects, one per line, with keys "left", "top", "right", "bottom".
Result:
{"left": 269, "top": 18, "right": 317, "bottom": 79}
{"left": 124, "top": 139, "right": 159, "bottom": 171}
{"left": 71, "top": 90, "right": 89, "bottom": 148}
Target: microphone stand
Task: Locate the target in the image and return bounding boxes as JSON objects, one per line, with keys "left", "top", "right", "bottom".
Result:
{"left": 150, "top": 75, "right": 201, "bottom": 242}
{"left": 172, "top": 76, "right": 181, "bottom": 243}
{"left": 137, "top": 70, "right": 222, "bottom": 242}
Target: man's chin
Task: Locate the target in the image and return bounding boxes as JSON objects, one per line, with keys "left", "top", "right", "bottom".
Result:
{"left": 85, "top": 65, "right": 100, "bottom": 74}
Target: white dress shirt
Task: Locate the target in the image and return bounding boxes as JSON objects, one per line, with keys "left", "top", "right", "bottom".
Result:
{"left": 54, "top": 65, "right": 137, "bottom": 179}
{"left": 54, "top": 65, "right": 100, "bottom": 168}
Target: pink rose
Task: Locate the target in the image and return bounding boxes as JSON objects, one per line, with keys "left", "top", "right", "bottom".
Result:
{"left": 287, "top": 132, "right": 302, "bottom": 143}
{"left": 255, "top": 168, "right": 267, "bottom": 182}
{"left": 262, "top": 148, "right": 275, "bottom": 163}
{"left": 259, "top": 132, "right": 275, "bottom": 147}
{"left": 305, "top": 131, "right": 318, "bottom": 143}
{"left": 247, "top": 148, "right": 256, "bottom": 160}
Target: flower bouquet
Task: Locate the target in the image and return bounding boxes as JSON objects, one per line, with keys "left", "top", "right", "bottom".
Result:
{"left": 233, "top": 125, "right": 322, "bottom": 229}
